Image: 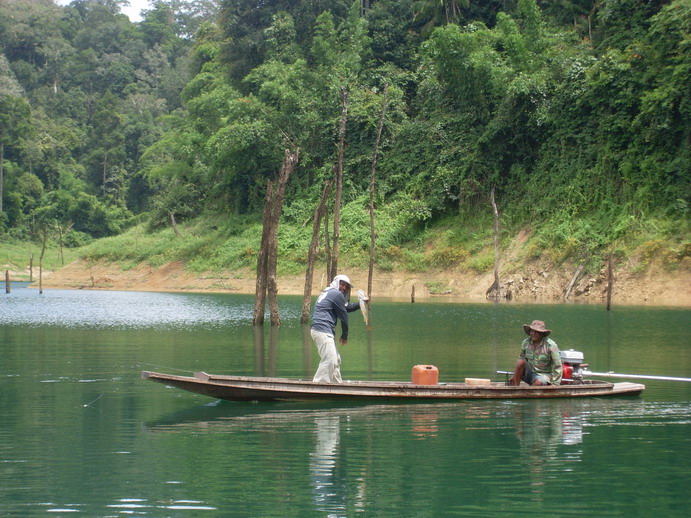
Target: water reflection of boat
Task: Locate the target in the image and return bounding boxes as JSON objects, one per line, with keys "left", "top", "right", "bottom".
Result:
{"left": 143, "top": 400, "right": 461, "bottom": 434}
{"left": 142, "top": 371, "right": 644, "bottom": 402}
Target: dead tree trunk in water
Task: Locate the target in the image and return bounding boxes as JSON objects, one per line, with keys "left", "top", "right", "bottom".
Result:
{"left": 330, "top": 87, "right": 349, "bottom": 280}
{"left": 253, "top": 182, "right": 274, "bottom": 325}
{"left": 301, "top": 181, "right": 332, "bottom": 324}
{"left": 367, "top": 84, "right": 388, "bottom": 299}
{"left": 486, "top": 187, "right": 506, "bottom": 299}
{"left": 268, "top": 149, "right": 299, "bottom": 325}
{"left": 606, "top": 253, "right": 614, "bottom": 311}
{"left": 323, "top": 202, "right": 332, "bottom": 282}
{"left": 254, "top": 148, "right": 299, "bottom": 326}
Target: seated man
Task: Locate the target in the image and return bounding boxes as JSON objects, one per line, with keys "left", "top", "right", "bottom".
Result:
{"left": 508, "top": 320, "right": 562, "bottom": 386}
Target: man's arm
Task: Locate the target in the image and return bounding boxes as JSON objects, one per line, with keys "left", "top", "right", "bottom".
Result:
{"left": 332, "top": 293, "right": 350, "bottom": 342}
{"left": 346, "top": 301, "right": 360, "bottom": 312}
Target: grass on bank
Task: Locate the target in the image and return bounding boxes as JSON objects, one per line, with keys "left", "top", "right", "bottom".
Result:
{"left": 3, "top": 203, "right": 689, "bottom": 282}
{"left": 77, "top": 210, "right": 505, "bottom": 277}
{"left": 1, "top": 240, "right": 80, "bottom": 280}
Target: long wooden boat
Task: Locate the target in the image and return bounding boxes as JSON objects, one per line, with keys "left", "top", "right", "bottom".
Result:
{"left": 141, "top": 371, "right": 645, "bottom": 401}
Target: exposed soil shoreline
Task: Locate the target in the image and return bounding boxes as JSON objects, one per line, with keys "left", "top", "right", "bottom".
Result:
{"left": 24, "top": 257, "right": 691, "bottom": 307}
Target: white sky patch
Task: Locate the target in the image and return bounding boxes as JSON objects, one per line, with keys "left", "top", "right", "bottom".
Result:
{"left": 54, "top": 1, "right": 153, "bottom": 23}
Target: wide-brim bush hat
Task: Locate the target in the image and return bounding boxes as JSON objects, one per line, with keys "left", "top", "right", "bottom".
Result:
{"left": 523, "top": 320, "right": 551, "bottom": 336}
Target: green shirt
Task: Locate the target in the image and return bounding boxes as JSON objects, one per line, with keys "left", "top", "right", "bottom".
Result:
{"left": 520, "top": 336, "right": 563, "bottom": 385}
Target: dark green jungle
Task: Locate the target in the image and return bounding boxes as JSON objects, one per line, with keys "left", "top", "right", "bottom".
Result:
{"left": 0, "top": 0, "right": 688, "bottom": 279}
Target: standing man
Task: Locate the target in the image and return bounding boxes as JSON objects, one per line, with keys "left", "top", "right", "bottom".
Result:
{"left": 311, "top": 274, "right": 364, "bottom": 383}
{"left": 508, "top": 320, "right": 563, "bottom": 386}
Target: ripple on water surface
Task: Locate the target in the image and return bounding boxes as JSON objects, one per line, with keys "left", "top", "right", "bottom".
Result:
{"left": 0, "top": 287, "right": 265, "bottom": 329}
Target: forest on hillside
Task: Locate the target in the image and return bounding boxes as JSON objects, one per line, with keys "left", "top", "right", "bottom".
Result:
{"left": 0, "top": 0, "right": 688, "bottom": 273}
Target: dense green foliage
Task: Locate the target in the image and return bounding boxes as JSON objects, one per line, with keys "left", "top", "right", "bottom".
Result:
{"left": 1, "top": 0, "right": 688, "bottom": 274}
{"left": 0, "top": 0, "right": 216, "bottom": 242}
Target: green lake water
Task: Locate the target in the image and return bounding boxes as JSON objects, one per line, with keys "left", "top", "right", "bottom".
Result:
{"left": 1, "top": 284, "right": 690, "bottom": 516}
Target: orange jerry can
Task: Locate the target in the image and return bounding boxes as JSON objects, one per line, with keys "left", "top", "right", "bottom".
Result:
{"left": 411, "top": 365, "right": 439, "bottom": 385}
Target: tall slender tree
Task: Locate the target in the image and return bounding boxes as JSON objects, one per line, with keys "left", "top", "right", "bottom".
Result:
{"left": 329, "top": 86, "right": 349, "bottom": 281}
{"left": 367, "top": 83, "right": 389, "bottom": 299}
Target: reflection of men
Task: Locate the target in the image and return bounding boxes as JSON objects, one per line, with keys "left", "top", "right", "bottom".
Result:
{"left": 512, "top": 404, "right": 566, "bottom": 504}
{"left": 310, "top": 415, "right": 343, "bottom": 513}
{"left": 311, "top": 274, "right": 363, "bottom": 383}
{"left": 508, "top": 320, "right": 562, "bottom": 386}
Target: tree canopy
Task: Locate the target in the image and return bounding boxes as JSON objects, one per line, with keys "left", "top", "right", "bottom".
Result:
{"left": 0, "top": 0, "right": 688, "bottom": 268}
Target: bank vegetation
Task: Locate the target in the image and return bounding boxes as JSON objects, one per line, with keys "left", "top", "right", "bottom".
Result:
{"left": 0, "top": 1, "right": 688, "bottom": 300}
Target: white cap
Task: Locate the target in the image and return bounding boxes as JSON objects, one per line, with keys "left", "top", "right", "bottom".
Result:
{"left": 331, "top": 274, "right": 353, "bottom": 289}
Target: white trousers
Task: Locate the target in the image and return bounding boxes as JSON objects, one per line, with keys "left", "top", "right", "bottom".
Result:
{"left": 311, "top": 329, "right": 342, "bottom": 383}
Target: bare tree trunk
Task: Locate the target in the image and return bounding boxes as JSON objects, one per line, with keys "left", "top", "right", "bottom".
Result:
{"left": 253, "top": 324, "right": 265, "bottom": 374}
{"left": 29, "top": 254, "right": 33, "bottom": 283}
{"left": 102, "top": 151, "right": 108, "bottom": 197}
{"left": 267, "top": 148, "right": 299, "bottom": 326}
{"left": 486, "top": 187, "right": 503, "bottom": 299}
{"left": 302, "top": 180, "right": 332, "bottom": 324}
{"left": 330, "top": 87, "right": 349, "bottom": 279}
{"left": 39, "top": 229, "right": 48, "bottom": 295}
{"left": 253, "top": 182, "right": 275, "bottom": 325}
{"left": 0, "top": 142, "right": 4, "bottom": 214}
{"left": 267, "top": 325, "right": 279, "bottom": 376}
{"left": 492, "top": 187, "right": 500, "bottom": 290}
{"left": 606, "top": 253, "right": 614, "bottom": 311}
{"left": 588, "top": 3, "right": 597, "bottom": 42}
{"left": 564, "top": 264, "right": 584, "bottom": 300}
{"left": 56, "top": 222, "right": 72, "bottom": 266}
{"left": 58, "top": 225, "right": 64, "bottom": 266}
{"left": 324, "top": 199, "right": 332, "bottom": 281}
{"left": 367, "top": 84, "right": 388, "bottom": 298}
{"left": 169, "top": 212, "right": 181, "bottom": 237}
{"left": 5, "top": 270, "right": 9, "bottom": 294}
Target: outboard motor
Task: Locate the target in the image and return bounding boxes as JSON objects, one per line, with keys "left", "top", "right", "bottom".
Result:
{"left": 560, "top": 349, "right": 587, "bottom": 383}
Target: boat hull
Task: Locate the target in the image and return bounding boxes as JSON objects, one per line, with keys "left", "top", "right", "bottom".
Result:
{"left": 142, "top": 371, "right": 645, "bottom": 402}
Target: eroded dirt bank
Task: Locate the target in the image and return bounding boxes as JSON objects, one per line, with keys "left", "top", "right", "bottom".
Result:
{"left": 30, "top": 258, "right": 691, "bottom": 307}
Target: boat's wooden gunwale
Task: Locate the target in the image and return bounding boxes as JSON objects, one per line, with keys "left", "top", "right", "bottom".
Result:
{"left": 142, "top": 371, "right": 645, "bottom": 401}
